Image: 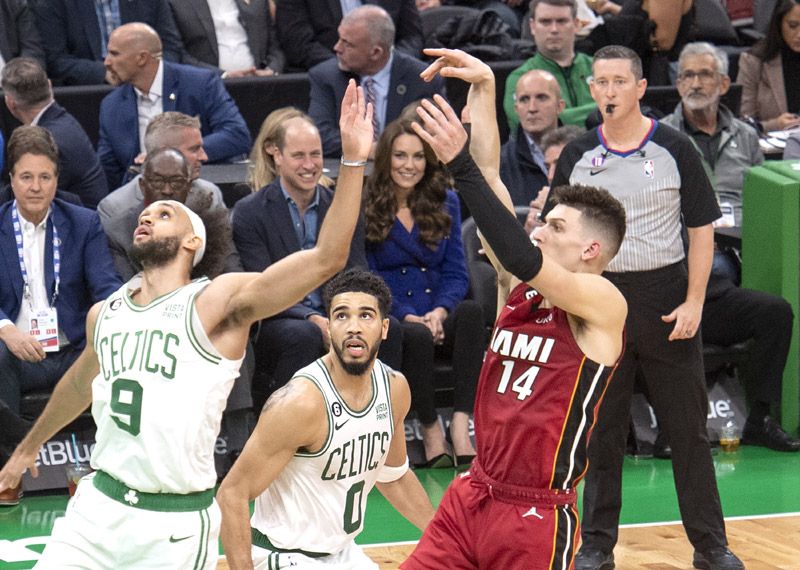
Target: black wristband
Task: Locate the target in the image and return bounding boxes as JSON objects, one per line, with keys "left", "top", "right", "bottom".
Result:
{"left": 447, "top": 146, "right": 543, "bottom": 283}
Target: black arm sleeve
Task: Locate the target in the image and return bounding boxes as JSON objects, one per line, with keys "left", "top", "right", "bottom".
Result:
{"left": 447, "top": 146, "right": 543, "bottom": 283}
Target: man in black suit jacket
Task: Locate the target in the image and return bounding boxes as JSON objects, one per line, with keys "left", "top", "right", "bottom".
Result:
{"left": 308, "top": 5, "right": 443, "bottom": 157}
{"left": 0, "top": 0, "right": 44, "bottom": 66}
{"left": 32, "top": 0, "right": 185, "bottom": 85}
{"left": 1, "top": 57, "right": 108, "bottom": 208}
{"left": 276, "top": 0, "right": 422, "bottom": 71}
{"left": 168, "top": 0, "right": 285, "bottom": 77}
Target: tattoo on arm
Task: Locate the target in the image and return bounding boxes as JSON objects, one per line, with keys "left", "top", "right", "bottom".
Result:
{"left": 261, "top": 378, "right": 302, "bottom": 413}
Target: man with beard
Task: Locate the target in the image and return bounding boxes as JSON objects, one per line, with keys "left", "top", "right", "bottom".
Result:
{"left": 662, "top": 42, "right": 763, "bottom": 229}
{"left": 217, "top": 269, "right": 435, "bottom": 570}
{"left": 0, "top": 80, "right": 372, "bottom": 569}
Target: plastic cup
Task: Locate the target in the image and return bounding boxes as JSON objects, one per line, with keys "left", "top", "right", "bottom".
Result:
{"left": 65, "top": 464, "right": 92, "bottom": 496}
{"left": 719, "top": 423, "right": 741, "bottom": 453}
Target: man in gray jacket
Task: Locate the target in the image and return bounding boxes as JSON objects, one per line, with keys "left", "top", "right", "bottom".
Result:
{"left": 98, "top": 111, "right": 238, "bottom": 280}
{"left": 662, "top": 42, "right": 763, "bottom": 228}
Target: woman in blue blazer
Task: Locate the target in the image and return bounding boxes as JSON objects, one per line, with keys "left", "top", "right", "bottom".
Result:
{"left": 365, "top": 119, "right": 483, "bottom": 469}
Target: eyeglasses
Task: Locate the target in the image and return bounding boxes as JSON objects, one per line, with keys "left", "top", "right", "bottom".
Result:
{"left": 144, "top": 176, "right": 190, "bottom": 190}
{"left": 677, "top": 69, "right": 719, "bottom": 83}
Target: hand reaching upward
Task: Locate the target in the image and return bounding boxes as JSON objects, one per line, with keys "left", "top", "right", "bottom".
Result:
{"left": 412, "top": 95, "right": 468, "bottom": 164}
{"left": 419, "top": 48, "right": 494, "bottom": 87}
{"left": 339, "top": 79, "right": 374, "bottom": 162}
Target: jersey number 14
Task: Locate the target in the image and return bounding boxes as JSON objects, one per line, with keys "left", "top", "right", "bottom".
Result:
{"left": 497, "top": 360, "right": 540, "bottom": 401}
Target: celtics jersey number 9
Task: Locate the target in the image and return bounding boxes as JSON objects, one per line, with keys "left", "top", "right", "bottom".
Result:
{"left": 91, "top": 278, "right": 243, "bottom": 494}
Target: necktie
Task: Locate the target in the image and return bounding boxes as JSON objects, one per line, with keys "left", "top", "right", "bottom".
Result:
{"left": 362, "top": 78, "right": 380, "bottom": 140}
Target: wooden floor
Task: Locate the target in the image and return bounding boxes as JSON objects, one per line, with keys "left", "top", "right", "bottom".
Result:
{"left": 216, "top": 514, "right": 800, "bottom": 569}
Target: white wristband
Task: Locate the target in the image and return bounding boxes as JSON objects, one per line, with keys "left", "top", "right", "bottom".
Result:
{"left": 376, "top": 457, "right": 410, "bottom": 483}
{"left": 340, "top": 157, "right": 368, "bottom": 167}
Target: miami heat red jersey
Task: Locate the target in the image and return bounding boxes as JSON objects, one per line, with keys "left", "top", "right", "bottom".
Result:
{"left": 474, "top": 282, "right": 620, "bottom": 490}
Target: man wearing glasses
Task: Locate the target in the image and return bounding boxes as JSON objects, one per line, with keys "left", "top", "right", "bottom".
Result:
{"left": 98, "top": 112, "right": 237, "bottom": 281}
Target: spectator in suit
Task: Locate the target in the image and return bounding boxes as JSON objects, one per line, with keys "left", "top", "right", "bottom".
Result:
{"left": 0, "top": 127, "right": 120, "bottom": 505}
{"left": 0, "top": 0, "right": 44, "bottom": 70}
{"left": 737, "top": 0, "right": 800, "bottom": 132}
{"left": 2, "top": 57, "right": 108, "bottom": 208}
{"left": 277, "top": 0, "right": 423, "bottom": 71}
{"left": 504, "top": 0, "right": 595, "bottom": 132}
{"left": 32, "top": 0, "right": 185, "bottom": 86}
{"left": 97, "top": 23, "right": 251, "bottom": 190}
{"left": 365, "top": 119, "right": 483, "bottom": 469}
{"left": 168, "top": 0, "right": 285, "bottom": 77}
{"left": 308, "top": 5, "right": 444, "bottom": 157}
{"left": 500, "top": 69, "right": 563, "bottom": 207}
{"left": 98, "top": 112, "right": 232, "bottom": 280}
{"left": 232, "top": 112, "right": 401, "bottom": 404}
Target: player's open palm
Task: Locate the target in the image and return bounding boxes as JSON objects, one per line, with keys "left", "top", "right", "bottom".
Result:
{"left": 339, "top": 79, "right": 373, "bottom": 161}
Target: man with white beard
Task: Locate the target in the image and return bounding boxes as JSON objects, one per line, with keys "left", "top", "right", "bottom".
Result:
{"left": 662, "top": 42, "right": 763, "bottom": 228}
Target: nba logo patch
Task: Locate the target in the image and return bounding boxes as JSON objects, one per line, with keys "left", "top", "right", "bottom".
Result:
{"left": 643, "top": 159, "right": 655, "bottom": 178}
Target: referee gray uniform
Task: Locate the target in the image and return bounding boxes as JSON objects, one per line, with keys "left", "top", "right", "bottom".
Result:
{"left": 551, "top": 121, "right": 729, "bottom": 554}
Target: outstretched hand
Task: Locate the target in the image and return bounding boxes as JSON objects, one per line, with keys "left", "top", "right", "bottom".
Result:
{"left": 339, "top": 79, "right": 374, "bottom": 162}
{"left": 411, "top": 95, "right": 468, "bottom": 164}
{"left": 0, "top": 446, "right": 39, "bottom": 494}
{"left": 419, "top": 48, "right": 494, "bottom": 86}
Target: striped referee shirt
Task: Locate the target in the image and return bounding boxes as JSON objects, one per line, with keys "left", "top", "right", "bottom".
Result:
{"left": 552, "top": 120, "right": 721, "bottom": 273}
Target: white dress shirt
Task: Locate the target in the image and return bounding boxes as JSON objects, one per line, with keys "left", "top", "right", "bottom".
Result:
{"left": 208, "top": 0, "right": 255, "bottom": 71}
{"left": 135, "top": 59, "right": 165, "bottom": 152}
{"left": 12, "top": 209, "right": 51, "bottom": 334}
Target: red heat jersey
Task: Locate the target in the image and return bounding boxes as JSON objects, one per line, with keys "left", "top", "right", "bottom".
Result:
{"left": 474, "top": 282, "right": 620, "bottom": 490}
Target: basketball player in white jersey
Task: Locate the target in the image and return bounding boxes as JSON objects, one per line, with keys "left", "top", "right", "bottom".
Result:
{"left": 217, "top": 269, "right": 435, "bottom": 570}
{"left": 0, "top": 80, "right": 374, "bottom": 570}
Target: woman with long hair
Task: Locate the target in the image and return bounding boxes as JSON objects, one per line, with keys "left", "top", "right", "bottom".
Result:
{"left": 365, "top": 119, "right": 483, "bottom": 468}
{"left": 737, "top": 0, "right": 800, "bottom": 131}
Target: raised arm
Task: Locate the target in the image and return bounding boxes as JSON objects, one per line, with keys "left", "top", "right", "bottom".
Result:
{"left": 412, "top": 59, "right": 625, "bottom": 340}
{"left": 201, "top": 80, "right": 373, "bottom": 330}
{"left": 0, "top": 302, "right": 103, "bottom": 493}
{"left": 217, "top": 379, "right": 328, "bottom": 570}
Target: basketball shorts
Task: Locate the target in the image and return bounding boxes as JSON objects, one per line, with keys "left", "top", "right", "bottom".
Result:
{"left": 35, "top": 471, "right": 220, "bottom": 569}
{"left": 401, "top": 471, "right": 580, "bottom": 570}
{"left": 252, "top": 538, "right": 378, "bottom": 569}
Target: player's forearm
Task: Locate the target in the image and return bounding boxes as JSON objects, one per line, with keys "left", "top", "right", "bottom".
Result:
{"left": 685, "top": 224, "right": 714, "bottom": 306}
{"left": 467, "top": 77, "right": 501, "bottom": 177}
{"left": 218, "top": 487, "right": 256, "bottom": 570}
{"left": 16, "top": 350, "right": 96, "bottom": 455}
{"left": 313, "top": 164, "right": 365, "bottom": 274}
{"left": 376, "top": 472, "right": 435, "bottom": 531}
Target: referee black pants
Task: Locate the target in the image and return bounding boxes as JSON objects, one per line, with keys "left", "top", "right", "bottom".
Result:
{"left": 581, "top": 262, "right": 728, "bottom": 554}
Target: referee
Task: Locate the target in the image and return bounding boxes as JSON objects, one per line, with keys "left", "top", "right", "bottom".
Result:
{"left": 550, "top": 46, "right": 744, "bottom": 570}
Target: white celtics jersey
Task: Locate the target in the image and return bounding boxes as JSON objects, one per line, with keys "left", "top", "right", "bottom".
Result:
{"left": 251, "top": 358, "right": 395, "bottom": 554}
{"left": 91, "top": 277, "right": 242, "bottom": 493}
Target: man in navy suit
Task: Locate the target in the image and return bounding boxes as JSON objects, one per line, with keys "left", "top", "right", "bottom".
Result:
{"left": 97, "top": 23, "right": 251, "bottom": 190}
{"left": 308, "top": 5, "right": 444, "bottom": 157}
{"left": 232, "top": 111, "right": 401, "bottom": 405}
{"left": 2, "top": 57, "right": 108, "bottom": 208}
{"left": 32, "top": 0, "right": 185, "bottom": 85}
{"left": 276, "top": 0, "right": 422, "bottom": 71}
{"left": 0, "top": 126, "right": 120, "bottom": 505}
